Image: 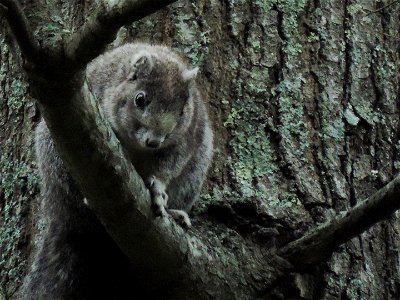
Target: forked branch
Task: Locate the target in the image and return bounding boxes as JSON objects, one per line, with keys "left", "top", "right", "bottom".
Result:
{"left": 0, "top": 0, "right": 42, "bottom": 65}
{"left": 0, "top": 0, "right": 177, "bottom": 75}
{"left": 64, "top": 0, "right": 177, "bottom": 72}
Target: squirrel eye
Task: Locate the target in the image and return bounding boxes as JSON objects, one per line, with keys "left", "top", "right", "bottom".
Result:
{"left": 134, "top": 92, "right": 147, "bottom": 109}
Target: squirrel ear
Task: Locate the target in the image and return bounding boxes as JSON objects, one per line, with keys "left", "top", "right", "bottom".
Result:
{"left": 131, "top": 53, "right": 153, "bottom": 78}
{"left": 182, "top": 67, "right": 199, "bottom": 82}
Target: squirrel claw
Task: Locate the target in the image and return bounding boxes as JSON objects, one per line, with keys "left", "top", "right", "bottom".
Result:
{"left": 167, "top": 209, "right": 192, "bottom": 228}
{"left": 146, "top": 176, "right": 191, "bottom": 228}
{"left": 153, "top": 194, "right": 169, "bottom": 217}
{"left": 147, "top": 176, "right": 168, "bottom": 216}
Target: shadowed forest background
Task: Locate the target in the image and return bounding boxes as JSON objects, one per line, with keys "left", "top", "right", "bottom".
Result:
{"left": 1, "top": 0, "right": 400, "bottom": 299}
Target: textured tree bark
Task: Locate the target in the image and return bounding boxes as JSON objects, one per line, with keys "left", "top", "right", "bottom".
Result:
{"left": 280, "top": 175, "right": 400, "bottom": 271}
{"left": 1, "top": 0, "right": 399, "bottom": 299}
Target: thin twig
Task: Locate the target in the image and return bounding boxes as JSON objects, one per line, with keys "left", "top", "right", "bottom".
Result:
{"left": 364, "top": 0, "right": 400, "bottom": 17}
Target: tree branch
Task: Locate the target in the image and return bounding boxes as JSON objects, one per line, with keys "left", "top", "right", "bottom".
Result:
{"left": 33, "top": 76, "right": 287, "bottom": 298}
{"left": 279, "top": 174, "right": 400, "bottom": 270}
{"left": 0, "top": 0, "right": 177, "bottom": 76}
{"left": 64, "top": 0, "right": 177, "bottom": 72}
{"left": 364, "top": 0, "right": 400, "bottom": 17}
{"left": 0, "top": 0, "right": 42, "bottom": 65}
{"left": 35, "top": 78, "right": 189, "bottom": 288}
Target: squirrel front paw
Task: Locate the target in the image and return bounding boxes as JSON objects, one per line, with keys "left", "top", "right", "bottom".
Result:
{"left": 167, "top": 209, "right": 191, "bottom": 228}
{"left": 146, "top": 175, "right": 168, "bottom": 217}
{"left": 146, "top": 176, "right": 191, "bottom": 228}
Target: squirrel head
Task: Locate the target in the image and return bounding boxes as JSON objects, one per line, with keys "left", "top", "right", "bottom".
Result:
{"left": 103, "top": 52, "right": 198, "bottom": 151}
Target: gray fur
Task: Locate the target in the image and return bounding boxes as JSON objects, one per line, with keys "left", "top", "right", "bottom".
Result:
{"left": 21, "top": 43, "right": 213, "bottom": 298}
{"left": 87, "top": 43, "right": 214, "bottom": 221}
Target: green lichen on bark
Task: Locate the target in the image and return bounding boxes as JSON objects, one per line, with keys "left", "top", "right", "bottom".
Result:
{"left": 0, "top": 155, "right": 38, "bottom": 297}
{"left": 0, "top": 16, "right": 38, "bottom": 299}
{"left": 171, "top": 2, "right": 210, "bottom": 66}
{"left": 312, "top": 1, "right": 400, "bottom": 298}
{"left": 214, "top": 0, "right": 315, "bottom": 228}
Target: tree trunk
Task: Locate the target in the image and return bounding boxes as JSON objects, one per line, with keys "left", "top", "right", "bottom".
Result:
{"left": 1, "top": 0, "right": 399, "bottom": 299}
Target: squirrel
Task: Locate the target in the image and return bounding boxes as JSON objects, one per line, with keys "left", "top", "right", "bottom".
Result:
{"left": 20, "top": 43, "right": 213, "bottom": 298}
{"left": 86, "top": 43, "right": 214, "bottom": 226}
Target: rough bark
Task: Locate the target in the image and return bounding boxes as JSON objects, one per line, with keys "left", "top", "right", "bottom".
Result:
{"left": 280, "top": 175, "right": 400, "bottom": 271}
{"left": 1, "top": 0, "right": 399, "bottom": 299}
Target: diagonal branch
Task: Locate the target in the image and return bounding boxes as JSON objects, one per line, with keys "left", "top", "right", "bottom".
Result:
{"left": 64, "top": 0, "right": 177, "bottom": 72}
{"left": 0, "top": 0, "right": 42, "bottom": 65}
{"left": 279, "top": 174, "right": 400, "bottom": 270}
{"left": 364, "top": 0, "right": 400, "bottom": 17}
{"left": 32, "top": 76, "right": 285, "bottom": 298}
{"left": 36, "top": 79, "right": 188, "bottom": 288}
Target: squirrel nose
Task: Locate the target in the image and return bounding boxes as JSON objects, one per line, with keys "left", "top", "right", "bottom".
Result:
{"left": 146, "top": 139, "right": 160, "bottom": 148}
